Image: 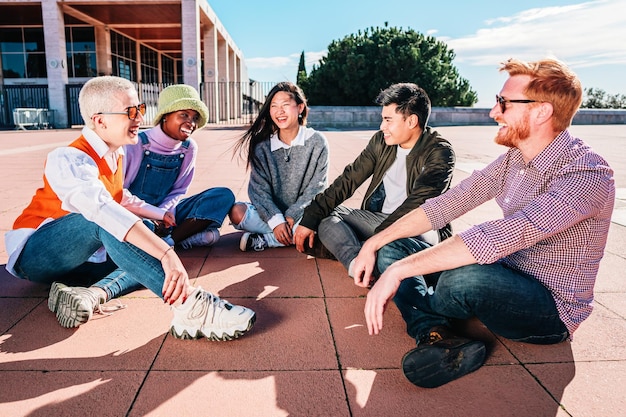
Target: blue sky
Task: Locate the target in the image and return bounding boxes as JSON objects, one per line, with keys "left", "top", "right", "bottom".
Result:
{"left": 209, "top": 0, "right": 625, "bottom": 108}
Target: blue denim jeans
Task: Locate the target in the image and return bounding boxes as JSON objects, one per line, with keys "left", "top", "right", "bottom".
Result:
{"left": 101, "top": 188, "right": 233, "bottom": 299}
{"left": 232, "top": 202, "right": 299, "bottom": 248}
{"left": 317, "top": 206, "right": 388, "bottom": 270}
{"left": 174, "top": 187, "right": 234, "bottom": 227}
{"left": 13, "top": 213, "right": 166, "bottom": 300}
{"left": 376, "top": 238, "right": 569, "bottom": 344}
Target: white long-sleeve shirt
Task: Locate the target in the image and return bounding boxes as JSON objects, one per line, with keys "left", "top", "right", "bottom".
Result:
{"left": 5, "top": 127, "right": 163, "bottom": 275}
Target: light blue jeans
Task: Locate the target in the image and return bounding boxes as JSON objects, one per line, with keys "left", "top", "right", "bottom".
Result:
{"left": 232, "top": 202, "right": 299, "bottom": 247}
{"left": 376, "top": 237, "right": 569, "bottom": 344}
{"left": 13, "top": 213, "right": 166, "bottom": 300}
{"left": 317, "top": 206, "right": 388, "bottom": 270}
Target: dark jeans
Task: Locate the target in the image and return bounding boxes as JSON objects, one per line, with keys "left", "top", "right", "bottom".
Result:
{"left": 317, "top": 206, "right": 388, "bottom": 270}
{"left": 376, "top": 237, "right": 569, "bottom": 344}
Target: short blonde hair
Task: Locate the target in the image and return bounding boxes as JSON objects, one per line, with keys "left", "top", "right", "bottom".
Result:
{"left": 79, "top": 76, "right": 136, "bottom": 129}
{"left": 500, "top": 58, "right": 582, "bottom": 132}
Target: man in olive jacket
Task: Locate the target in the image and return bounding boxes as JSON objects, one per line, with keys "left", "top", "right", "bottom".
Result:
{"left": 294, "top": 83, "right": 455, "bottom": 280}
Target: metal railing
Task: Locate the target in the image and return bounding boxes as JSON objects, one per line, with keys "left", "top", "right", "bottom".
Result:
{"left": 1, "top": 81, "right": 278, "bottom": 129}
{"left": 1, "top": 85, "right": 50, "bottom": 128}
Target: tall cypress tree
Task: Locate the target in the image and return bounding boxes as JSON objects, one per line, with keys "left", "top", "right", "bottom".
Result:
{"left": 296, "top": 51, "right": 307, "bottom": 85}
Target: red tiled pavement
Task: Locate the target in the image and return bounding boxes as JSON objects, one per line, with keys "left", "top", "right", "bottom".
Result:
{"left": 0, "top": 124, "right": 625, "bottom": 416}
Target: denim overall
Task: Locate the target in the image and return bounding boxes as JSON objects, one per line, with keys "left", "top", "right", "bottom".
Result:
{"left": 128, "top": 131, "right": 234, "bottom": 227}
{"left": 127, "top": 131, "right": 191, "bottom": 206}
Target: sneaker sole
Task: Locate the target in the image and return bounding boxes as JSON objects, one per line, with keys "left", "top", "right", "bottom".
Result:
{"left": 401, "top": 340, "right": 486, "bottom": 388}
{"left": 48, "top": 281, "right": 66, "bottom": 313}
{"left": 170, "top": 313, "right": 256, "bottom": 341}
{"left": 239, "top": 233, "right": 250, "bottom": 252}
{"left": 48, "top": 282, "right": 93, "bottom": 328}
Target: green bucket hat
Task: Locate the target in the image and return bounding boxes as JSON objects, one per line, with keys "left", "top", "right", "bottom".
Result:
{"left": 153, "top": 84, "right": 209, "bottom": 129}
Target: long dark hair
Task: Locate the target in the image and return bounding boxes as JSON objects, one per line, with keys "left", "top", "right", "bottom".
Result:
{"left": 234, "top": 82, "right": 308, "bottom": 169}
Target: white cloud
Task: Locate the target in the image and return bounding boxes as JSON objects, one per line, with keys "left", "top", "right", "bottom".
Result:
{"left": 304, "top": 50, "right": 327, "bottom": 69}
{"left": 447, "top": 0, "right": 626, "bottom": 69}
{"left": 246, "top": 50, "right": 327, "bottom": 82}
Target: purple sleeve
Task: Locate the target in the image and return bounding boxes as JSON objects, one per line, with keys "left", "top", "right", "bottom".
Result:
{"left": 123, "top": 141, "right": 144, "bottom": 188}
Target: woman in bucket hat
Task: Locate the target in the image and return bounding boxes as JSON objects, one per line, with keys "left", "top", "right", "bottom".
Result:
{"left": 124, "top": 84, "right": 235, "bottom": 250}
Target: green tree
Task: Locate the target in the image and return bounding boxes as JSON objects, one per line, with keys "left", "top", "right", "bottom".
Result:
{"left": 300, "top": 26, "right": 477, "bottom": 106}
{"left": 296, "top": 51, "right": 307, "bottom": 86}
{"left": 581, "top": 87, "right": 626, "bottom": 109}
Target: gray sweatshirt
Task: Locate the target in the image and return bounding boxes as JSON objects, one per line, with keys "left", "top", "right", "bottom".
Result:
{"left": 248, "top": 126, "right": 329, "bottom": 227}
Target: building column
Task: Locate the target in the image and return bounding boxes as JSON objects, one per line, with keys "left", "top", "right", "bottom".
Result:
{"left": 229, "top": 49, "right": 239, "bottom": 119}
{"left": 41, "top": 0, "right": 69, "bottom": 128}
{"left": 203, "top": 24, "right": 219, "bottom": 123}
{"left": 218, "top": 39, "right": 229, "bottom": 120}
{"left": 180, "top": 0, "right": 201, "bottom": 91}
{"left": 94, "top": 25, "right": 112, "bottom": 76}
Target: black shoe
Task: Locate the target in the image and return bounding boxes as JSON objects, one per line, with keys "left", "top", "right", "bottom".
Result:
{"left": 303, "top": 239, "right": 337, "bottom": 260}
{"left": 401, "top": 326, "right": 486, "bottom": 388}
{"left": 239, "top": 232, "right": 268, "bottom": 252}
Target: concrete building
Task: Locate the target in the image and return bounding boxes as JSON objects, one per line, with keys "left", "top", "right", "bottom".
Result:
{"left": 0, "top": 0, "right": 255, "bottom": 128}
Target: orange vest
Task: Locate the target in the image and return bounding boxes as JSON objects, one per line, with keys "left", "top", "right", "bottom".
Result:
{"left": 13, "top": 136, "right": 123, "bottom": 230}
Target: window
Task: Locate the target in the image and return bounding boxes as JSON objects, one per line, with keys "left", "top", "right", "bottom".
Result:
{"left": 140, "top": 45, "right": 158, "bottom": 83}
{"left": 110, "top": 30, "right": 136, "bottom": 81}
{"left": 66, "top": 27, "right": 96, "bottom": 78}
{"left": 1, "top": 28, "right": 46, "bottom": 78}
{"left": 161, "top": 55, "right": 175, "bottom": 84}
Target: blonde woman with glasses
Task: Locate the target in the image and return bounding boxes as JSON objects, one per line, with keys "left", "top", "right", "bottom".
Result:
{"left": 4, "top": 76, "right": 255, "bottom": 341}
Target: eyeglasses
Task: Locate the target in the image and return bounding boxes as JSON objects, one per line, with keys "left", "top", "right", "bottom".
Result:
{"left": 495, "top": 95, "right": 536, "bottom": 113}
{"left": 96, "top": 103, "right": 146, "bottom": 120}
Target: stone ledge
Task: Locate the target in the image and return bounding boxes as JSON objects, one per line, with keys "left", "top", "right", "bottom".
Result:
{"left": 307, "top": 106, "right": 626, "bottom": 128}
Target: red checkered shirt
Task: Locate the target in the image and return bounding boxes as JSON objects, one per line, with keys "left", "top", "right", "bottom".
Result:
{"left": 423, "top": 130, "right": 615, "bottom": 336}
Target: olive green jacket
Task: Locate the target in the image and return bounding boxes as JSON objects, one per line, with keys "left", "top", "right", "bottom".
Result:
{"left": 300, "top": 127, "right": 455, "bottom": 241}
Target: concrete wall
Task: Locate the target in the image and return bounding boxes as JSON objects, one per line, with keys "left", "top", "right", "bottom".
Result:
{"left": 307, "top": 106, "right": 626, "bottom": 129}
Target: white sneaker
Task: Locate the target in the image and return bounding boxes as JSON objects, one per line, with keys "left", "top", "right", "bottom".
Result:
{"left": 239, "top": 232, "right": 268, "bottom": 252}
{"left": 170, "top": 286, "right": 256, "bottom": 341}
{"left": 48, "top": 282, "right": 126, "bottom": 328}
{"left": 179, "top": 228, "right": 220, "bottom": 250}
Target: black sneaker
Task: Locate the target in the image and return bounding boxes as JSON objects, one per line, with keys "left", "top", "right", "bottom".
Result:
{"left": 401, "top": 326, "right": 486, "bottom": 388}
{"left": 239, "top": 232, "right": 268, "bottom": 252}
{"left": 303, "top": 238, "right": 337, "bottom": 260}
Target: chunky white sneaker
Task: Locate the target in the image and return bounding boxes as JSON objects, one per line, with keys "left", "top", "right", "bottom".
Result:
{"left": 239, "top": 232, "right": 268, "bottom": 252}
{"left": 179, "top": 228, "right": 220, "bottom": 250}
{"left": 170, "top": 286, "right": 256, "bottom": 341}
{"left": 48, "top": 282, "right": 126, "bottom": 328}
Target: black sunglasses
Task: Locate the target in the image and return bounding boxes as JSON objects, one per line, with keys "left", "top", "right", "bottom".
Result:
{"left": 495, "top": 95, "right": 536, "bottom": 113}
{"left": 96, "top": 103, "right": 147, "bottom": 120}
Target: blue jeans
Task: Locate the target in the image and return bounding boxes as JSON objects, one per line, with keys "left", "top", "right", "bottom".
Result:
{"left": 174, "top": 187, "right": 234, "bottom": 227}
{"left": 232, "top": 202, "right": 299, "bottom": 248}
{"left": 13, "top": 213, "right": 166, "bottom": 300}
{"left": 317, "top": 206, "right": 388, "bottom": 270}
{"left": 99, "top": 188, "right": 233, "bottom": 299}
{"left": 376, "top": 238, "right": 569, "bottom": 344}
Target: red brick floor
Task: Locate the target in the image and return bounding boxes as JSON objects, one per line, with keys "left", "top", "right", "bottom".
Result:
{"left": 0, "top": 125, "right": 625, "bottom": 416}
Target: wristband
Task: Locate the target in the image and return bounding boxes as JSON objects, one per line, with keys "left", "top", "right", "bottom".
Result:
{"left": 160, "top": 246, "right": 174, "bottom": 262}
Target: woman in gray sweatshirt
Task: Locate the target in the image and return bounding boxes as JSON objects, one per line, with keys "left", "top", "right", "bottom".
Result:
{"left": 230, "top": 82, "right": 329, "bottom": 251}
